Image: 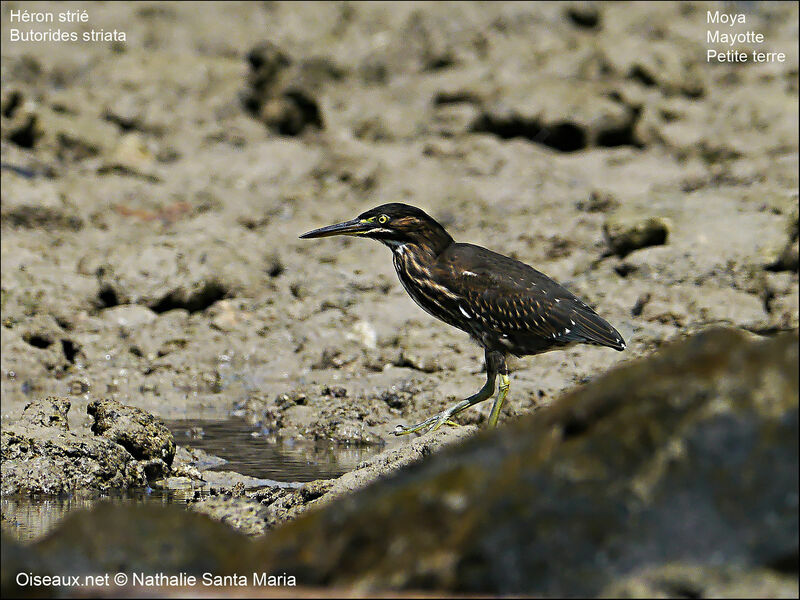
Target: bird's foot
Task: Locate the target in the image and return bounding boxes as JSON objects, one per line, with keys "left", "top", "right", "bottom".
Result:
{"left": 393, "top": 413, "right": 459, "bottom": 436}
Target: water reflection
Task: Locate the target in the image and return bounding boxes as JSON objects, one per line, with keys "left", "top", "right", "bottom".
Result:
{"left": 3, "top": 418, "right": 381, "bottom": 543}
{"left": 1, "top": 489, "right": 180, "bottom": 543}
{"left": 166, "top": 418, "right": 377, "bottom": 482}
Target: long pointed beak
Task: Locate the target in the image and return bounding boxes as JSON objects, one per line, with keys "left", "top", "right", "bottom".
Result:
{"left": 299, "top": 218, "right": 373, "bottom": 239}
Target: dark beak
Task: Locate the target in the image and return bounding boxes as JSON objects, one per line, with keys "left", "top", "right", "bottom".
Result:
{"left": 299, "top": 218, "right": 373, "bottom": 239}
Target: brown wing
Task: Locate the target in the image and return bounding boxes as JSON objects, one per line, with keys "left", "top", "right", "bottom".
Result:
{"left": 434, "top": 243, "right": 626, "bottom": 354}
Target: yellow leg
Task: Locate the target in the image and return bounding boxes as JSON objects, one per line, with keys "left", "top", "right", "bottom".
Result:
{"left": 393, "top": 374, "right": 496, "bottom": 436}
{"left": 394, "top": 350, "right": 509, "bottom": 436}
{"left": 487, "top": 374, "right": 510, "bottom": 428}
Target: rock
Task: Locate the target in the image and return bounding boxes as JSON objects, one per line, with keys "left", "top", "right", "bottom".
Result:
{"left": 0, "top": 250, "right": 99, "bottom": 331}
{"left": 242, "top": 42, "right": 326, "bottom": 135}
{"left": 314, "top": 427, "right": 474, "bottom": 508}
{"left": 98, "top": 304, "right": 158, "bottom": 329}
{"left": 0, "top": 173, "right": 84, "bottom": 231}
{"left": 392, "top": 349, "right": 440, "bottom": 373}
{"left": 576, "top": 189, "right": 620, "bottom": 213}
{"left": 22, "top": 502, "right": 251, "bottom": 576}
{"left": 601, "top": 563, "right": 799, "bottom": 599}
{"left": 2, "top": 327, "right": 797, "bottom": 596}
{"left": 98, "top": 132, "right": 159, "bottom": 180}
{"left": 565, "top": 2, "right": 601, "bottom": 29}
{"left": 1, "top": 531, "right": 49, "bottom": 596}
{"left": 599, "top": 34, "right": 704, "bottom": 98}
{"left": 1, "top": 396, "right": 181, "bottom": 496}
{"left": 1, "top": 398, "right": 148, "bottom": 495}
{"left": 208, "top": 299, "right": 249, "bottom": 332}
{"left": 17, "top": 313, "right": 69, "bottom": 372}
{"left": 247, "top": 328, "right": 798, "bottom": 596}
{"left": 390, "top": 324, "right": 461, "bottom": 374}
{"left": 158, "top": 470, "right": 283, "bottom": 491}
{"left": 20, "top": 396, "right": 71, "bottom": 431}
{"left": 767, "top": 206, "right": 799, "bottom": 273}
{"left": 604, "top": 212, "right": 671, "bottom": 257}
{"left": 5, "top": 102, "right": 119, "bottom": 160}
{"left": 347, "top": 320, "right": 378, "bottom": 349}
{"left": 774, "top": 238, "right": 799, "bottom": 273}
{"left": 254, "top": 486, "right": 322, "bottom": 530}
{"left": 172, "top": 445, "right": 228, "bottom": 471}
{"left": 88, "top": 399, "right": 176, "bottom": 468}
{"left": 189, "top": 495, "right": 273, "bottom": 536}
{"left": 1, "top": 203, "right": 83, "bottom": 231}
{"left": 399, "top": 10, "right": 457, "bottom": 72}
{"left": 471, "top": 79, "right": 640, "bottom": 152}
{"left": 80, "top": 231, "right": 265, "bottom": 312}
{"left": 184, "top": 480, "right": 334, "bottom": 536}
{"left": 245, "top": 41, "right": 291, "bottom": 93}
{"left": 157, "top": 444, "right": 294, "bottom": 494}
{"left": 0, "top": 89, "right": 44, "bottom": 149}
{"left": 187, "top": 477, "right": 316, "bottom": 536}
{"left": 257, "top": 93, "right": 322, "bottom": 137}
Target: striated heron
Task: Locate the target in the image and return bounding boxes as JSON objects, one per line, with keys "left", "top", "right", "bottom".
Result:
{"left": 300, "top": 203, "right": 625, "bottom": 435}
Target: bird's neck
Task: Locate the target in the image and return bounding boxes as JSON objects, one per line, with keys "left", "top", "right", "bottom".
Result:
{"left": 385, "top": 235, "right": 451, "bottom": 266}
{"left": 388, "top": 241, "right": 433, "bottom": 265}
{"left": 387, "top": 225, "right": 453, "bottom": 257}
{"left": 422, "top": 223, "right": 455, "bottom": 256}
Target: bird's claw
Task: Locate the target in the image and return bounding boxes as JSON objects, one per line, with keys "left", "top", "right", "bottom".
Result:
{"left": 393, "top": 420, "right": 434, "bottom": 436}
{"left": 393, "top": 424, "right": 412, "bottom": 436}
{"left": 393, "top": 415, "right": 459, "bottom": 436}
{"left": 430, "top": 416, "right": 459, "bottom": 432}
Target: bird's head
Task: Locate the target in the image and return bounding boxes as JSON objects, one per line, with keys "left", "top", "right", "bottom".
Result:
{"left": 300, "top": 203, "right": 453, "bottom": 253}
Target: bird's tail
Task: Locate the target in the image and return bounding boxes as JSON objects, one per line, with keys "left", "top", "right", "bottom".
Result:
{"left": 567, "top": 305, "right": 626, "bottom": 351}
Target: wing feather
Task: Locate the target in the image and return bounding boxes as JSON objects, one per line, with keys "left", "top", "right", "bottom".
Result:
{"left": 434, "top": 243, "right": 625, "bottom": 353}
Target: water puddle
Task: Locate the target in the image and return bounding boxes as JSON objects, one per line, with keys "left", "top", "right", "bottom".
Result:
{"left": 167, "top": 418, "right": 376, "bottom": 482}
{"left": 2, "top": 489, "right": 179, "bottom": 544}
{"left": 3, "top": 418, "right": 381, "bottom": 543}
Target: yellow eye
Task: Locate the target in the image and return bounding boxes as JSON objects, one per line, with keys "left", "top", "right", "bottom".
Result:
{"left": 378, "top": 215, "right": 389, "bottom": 224}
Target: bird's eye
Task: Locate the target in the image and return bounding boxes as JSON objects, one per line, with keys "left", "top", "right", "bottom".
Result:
{"left": 378, "top": 215, "right": 389, "bottom": 224}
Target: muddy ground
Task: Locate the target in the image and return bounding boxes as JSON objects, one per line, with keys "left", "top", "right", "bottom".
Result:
{"left": 1, "top": 1, "right": 798, "bottom": 500}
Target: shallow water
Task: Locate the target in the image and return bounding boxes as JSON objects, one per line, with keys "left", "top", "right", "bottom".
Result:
{"left": 167, "top": 418, "right": 378, "bottom": 482}
{"left": 2, "top": 418, "right": 381, "bottom": 543}
{"left": 1, "top": 489, "right": 179, "bottom": 544}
